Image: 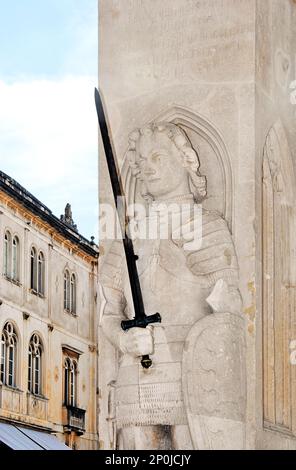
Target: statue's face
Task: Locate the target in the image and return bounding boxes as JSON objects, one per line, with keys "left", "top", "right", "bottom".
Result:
{"left": 138, "top": 132, "right": 189, "bottom": 199}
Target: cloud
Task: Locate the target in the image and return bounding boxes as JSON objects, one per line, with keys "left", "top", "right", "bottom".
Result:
{"left": 0, "top": 75, "right": 98, "bottom": 238}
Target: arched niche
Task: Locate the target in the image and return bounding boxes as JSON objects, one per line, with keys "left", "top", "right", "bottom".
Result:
{"left": 262, "top": 119, "right": 296, "bottom": 434}
{"left": 121, "top": 105, "right": 234, "bottom": 229}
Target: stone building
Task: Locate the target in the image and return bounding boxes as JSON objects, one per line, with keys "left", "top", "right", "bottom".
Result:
{"left": 98, "top": 0, "right": 296, "bottom": 450}
{"left": 0, "top": 171, "right": 99, "bottom": 450}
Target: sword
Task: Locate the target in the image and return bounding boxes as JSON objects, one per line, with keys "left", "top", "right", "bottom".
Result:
{"left": 95, "top": 88, "right": 161, "bottom": 369}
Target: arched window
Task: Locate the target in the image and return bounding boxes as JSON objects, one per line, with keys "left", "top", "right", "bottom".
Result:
{"left": 64, "top": 270, "right": 70, "bottom": 311}
{"left": 38, "top": 251, "right": 45, "bottom": 295}
{"left": 0, "top": 333, "right": 6, "bottom": 384}
{"left": 64, "top": 270, "right": 76, "bottom": 314}
{"left": 4, "top": 232, "right": 20, "bottom": 282}
{"left": 30, "top": 248, "right": 45, "bottom": 296}
{"left": 3, "top": 231, "right": 11, "bottom": 277}
{"left": 70, "top": 274, "right": 76, "bottom": 314}
{"left": 0, "top": 322, "right": 18, "bottom": 387}
{"left": 28, "top": 334, "right": 43, "bottom": 395}
{"left": 12, "top": 236, "right": 20, "bottom": 281}
{"left": 64, "top": 358, "right": 77, "bottom": 407}
{"left": 30, "top": 247, "right": 37, "bottom": 291}
{"left": 262, "top": 121, "right": 296, "bottom": 432}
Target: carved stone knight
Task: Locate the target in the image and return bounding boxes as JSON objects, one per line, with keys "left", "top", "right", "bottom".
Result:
{"left": 100, "top": 122, "right": 246, "bottom": 450}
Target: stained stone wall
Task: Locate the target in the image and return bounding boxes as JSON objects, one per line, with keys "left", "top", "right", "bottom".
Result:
{"left": 255, "top": 0, "right": 296, "bottom": 450}
{"left": 98, "top": 0, "right": 296, "bottom": 450}
{"left": 0, "top": 199, "right": 99, "bottom": 450}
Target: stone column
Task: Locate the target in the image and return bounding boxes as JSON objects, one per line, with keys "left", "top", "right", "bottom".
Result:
{"left": 98, "top": 0, "right": 296, "bottom": 450}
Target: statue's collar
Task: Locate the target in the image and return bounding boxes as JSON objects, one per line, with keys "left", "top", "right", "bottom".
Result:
{"left": 149, "top": 193, "right": 194, "bottom": 209}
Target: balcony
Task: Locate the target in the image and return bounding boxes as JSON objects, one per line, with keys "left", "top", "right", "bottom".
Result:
{"left": 0, "top": 384, "right": 23, "bottom": 414}
{"left": 27, "top": 392, "right": 48, "bottom": 421}
{"left": 62, "top": 405, "right": 86, "bottom": 435}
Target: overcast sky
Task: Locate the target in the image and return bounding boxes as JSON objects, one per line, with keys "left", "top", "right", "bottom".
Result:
{"left": 0, "top": 0, "right": 98, "bottom": 241}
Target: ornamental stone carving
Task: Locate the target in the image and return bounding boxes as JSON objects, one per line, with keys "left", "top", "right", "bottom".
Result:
{"left": 99, "top": 118, "right": 246, "bottom": 450}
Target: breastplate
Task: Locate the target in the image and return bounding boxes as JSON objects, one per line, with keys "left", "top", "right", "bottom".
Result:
{"left": 115, "top": 238, "right": 212, "bottom": 428}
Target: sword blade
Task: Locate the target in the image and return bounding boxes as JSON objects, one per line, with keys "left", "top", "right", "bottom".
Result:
{"left": 95, "top": 88, "right": 146, "bottom": 320}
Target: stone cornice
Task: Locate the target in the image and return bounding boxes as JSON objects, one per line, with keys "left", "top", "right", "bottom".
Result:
{"left": 0, "top": 171, "right": 99, "bottom": 262}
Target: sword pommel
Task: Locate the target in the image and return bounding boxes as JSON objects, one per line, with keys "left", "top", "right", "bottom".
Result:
{"left": 141, "top": 355, "right": 152, "bottom": 369}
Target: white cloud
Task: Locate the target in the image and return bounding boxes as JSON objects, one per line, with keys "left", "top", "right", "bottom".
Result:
{"left": 0, "top": 75, "right": 98, "bottom": 238}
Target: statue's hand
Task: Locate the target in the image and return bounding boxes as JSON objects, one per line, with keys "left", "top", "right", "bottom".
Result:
{"left": 119, "top": 326, "right": 154, "bottom": 357}
{"left": 206, "top": 279, "right": 242, "bottom": 314}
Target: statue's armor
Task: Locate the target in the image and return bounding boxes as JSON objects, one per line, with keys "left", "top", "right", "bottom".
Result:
{"left": 100, "top": 204, "right": 239, "bottom": 429}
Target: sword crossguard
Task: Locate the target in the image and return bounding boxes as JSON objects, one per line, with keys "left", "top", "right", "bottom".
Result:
{"left": 121, "top": 313, "right": 161, "bottom": 369}
{"left": 121, "top": 313, "right": 161, "bottom": 331}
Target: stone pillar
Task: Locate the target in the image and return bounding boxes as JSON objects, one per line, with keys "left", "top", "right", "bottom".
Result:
{"left": 255, "top": 0, "right": 296, "bottom": 450}
{"left": 98, "top": 0, "right": 296, "bottom": 450}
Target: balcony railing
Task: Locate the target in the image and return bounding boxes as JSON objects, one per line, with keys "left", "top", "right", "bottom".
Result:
{"left": 63, "top": 405, "right": 86, "bottom": 434}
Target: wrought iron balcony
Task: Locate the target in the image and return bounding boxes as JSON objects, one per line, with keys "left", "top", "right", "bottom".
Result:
{"left": 63, "top": 405, "right": 86, "bottom": 435}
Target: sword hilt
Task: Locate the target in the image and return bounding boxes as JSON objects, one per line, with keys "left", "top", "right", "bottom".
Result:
{"left": 121, "top": 312, "right": 161, "bottom": 369}
{"left": 121, "top": 312, "right": 161, "bottom": 331}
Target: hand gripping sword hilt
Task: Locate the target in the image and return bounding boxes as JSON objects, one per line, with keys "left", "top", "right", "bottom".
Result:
{"left": 121, "top": 313, "right": 161, "bottom": 369}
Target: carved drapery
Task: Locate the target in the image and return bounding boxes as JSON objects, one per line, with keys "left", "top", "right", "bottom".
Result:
{"left": 262, "top": 120, "right": 296, "bottom": 435}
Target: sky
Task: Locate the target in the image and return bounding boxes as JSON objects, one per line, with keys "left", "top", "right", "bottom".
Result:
{"left": 0, "top": 0, "right": 98, "bottom": 241}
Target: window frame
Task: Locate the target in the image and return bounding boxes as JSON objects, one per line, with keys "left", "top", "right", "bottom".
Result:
{"left": 70, "top": 273, "right": 76, "bottom": 315}
{"left": 3, "top": 230, "right": 11, "bottom": 278}
{"left": 64, "top": 269, "right": 70, "bottom": 311}
{"left": 12, "top": 235, "right": 20, "bottom": 282}
{"left": 3, "top": 230, "right": 20, "bottom": 283}
{"left": 63, "top": 357, "right": 78, "bottom": 407}
{"left": 30, "top": 246, "right": 37, "bottom": 292}
{"left": 0, "top": 333, "right": 6, "bottom": 384}
{"left": 28, "top": 333, "right": 43, "bottom": 396}
{"left": 0, "top": 322, "right": 18, "bottom": 388}
{"left": 37, "top": 251, "right": 45, "bottom": 296}
{"left": 64, "top": 269, "right": 77, "bottom": 315}
{"left": 30, "top": 247, "right": 45, "bottom": 297}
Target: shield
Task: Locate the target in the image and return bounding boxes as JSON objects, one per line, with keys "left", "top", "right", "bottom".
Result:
{"left": 182, "top": 312, "right": 246, "bottom": 450}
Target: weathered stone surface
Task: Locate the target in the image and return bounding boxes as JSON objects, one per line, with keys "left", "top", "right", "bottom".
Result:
{"left": 98, "top": 0, "right": 296, "bottom": 450}
{"left": 99, "top": 118, "right": 244, "bottom": 449}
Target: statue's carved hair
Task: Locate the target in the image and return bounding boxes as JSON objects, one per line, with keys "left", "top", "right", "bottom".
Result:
{"left": 127, "top": 122, "right": 207, "bottom": 203}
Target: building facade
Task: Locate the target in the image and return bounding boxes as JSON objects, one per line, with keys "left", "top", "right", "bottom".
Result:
{"left": 0, "top": 171, "right": 99, "bottom": 450}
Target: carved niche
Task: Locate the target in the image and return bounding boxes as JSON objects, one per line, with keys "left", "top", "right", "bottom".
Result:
{"left": 98, "top": 106, "right": 238, "bottom": 450}
{"left": 262, "top": 119, "right": 296, "bottom": 435}
{"left": 121, "top": 105, "right": 233, "bottom": 229}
